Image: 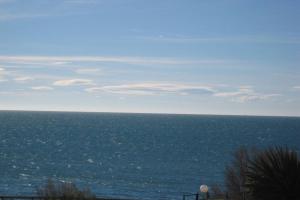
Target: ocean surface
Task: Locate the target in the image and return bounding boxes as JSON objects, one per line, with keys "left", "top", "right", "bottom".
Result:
{"left": 0, "top": 111, "right": 299, "bottom": 199}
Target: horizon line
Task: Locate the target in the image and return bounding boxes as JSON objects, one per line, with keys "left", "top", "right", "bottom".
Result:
{"left": 0, "top": 109, "right": 299, "bottom": 118}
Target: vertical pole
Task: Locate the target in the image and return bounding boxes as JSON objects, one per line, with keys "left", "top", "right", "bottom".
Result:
{"left": 195, "top": 193, "right": 199, "bottom": 200}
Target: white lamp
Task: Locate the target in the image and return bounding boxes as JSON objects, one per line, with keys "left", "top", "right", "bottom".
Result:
{"left": 200, "top": 184, "right": 209, "bottom": 193}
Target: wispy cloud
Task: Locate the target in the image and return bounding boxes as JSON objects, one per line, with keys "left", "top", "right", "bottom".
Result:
{"left": 0, "top": 67, "right": 10, "bottom": 75}
{"left": 0, "top": 67, "right": 5, "bottom": 75}
{"left": 31, "top": 86, "right": 54, "bottom": 91}
{"left": 140, "top": 35, "right": 300, "bottom": 45}
{"left": 0, "top": 88, "right": 32, "bottom": 96}
{"left": 75, "top": 68, "right": 102, "bottom": 75}
{"left": 0, "top": 67, "right": 9, "bottom": 81}
{"left": 86, "top": 83, "right": 279, "bottom": 102}
{"left": 53, "top": 79, "right": 94, "bottom": 86}
{"left": 14, "top": 76, "right": 34, "bottom": 82}
{"left": 0, "top": 56, "right": 233, "bottom": 66}
{"left": 214, "top": 87, "right": 280, "bottom": 102}
{"left": 86, "top": 83, "right": 215, "bottom": 95}
{"left": 0, "top": 13, "right": 51, "bottom": 21}
{"left": 293, "top": 86, "right": 300, "bottom": 90}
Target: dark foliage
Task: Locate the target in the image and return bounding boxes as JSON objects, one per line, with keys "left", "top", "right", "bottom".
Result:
{"left": 225, "top": 146, "right": 252, "bottom": 200}
{"left": 246, "top": 147, "right": 300, "bottom": 200}
{"left": 209, "top": 184, "right": 225, "bottom": 199}
{"left": 36, "top": 179, "right": 96, "bottom": 200}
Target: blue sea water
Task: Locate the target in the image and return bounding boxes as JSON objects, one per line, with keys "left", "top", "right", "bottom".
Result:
{"left": 0, "top": 111, "right": 299, "bottom": 199}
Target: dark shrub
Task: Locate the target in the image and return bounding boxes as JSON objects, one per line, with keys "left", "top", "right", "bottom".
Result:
{"left": 37, "top": 179, "right": 96, "bottom": 200}
{"left": 225, "top": 147, "right": 251, "bottom": 200}
{"left": 210, "top": 184, "right": 225, "bottom": 199}
{"left": 246, "top": 147, "right": 300, "bottom": 200}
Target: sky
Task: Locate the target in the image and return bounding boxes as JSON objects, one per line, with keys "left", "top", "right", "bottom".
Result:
{"left": 0, "top": 0, "right": 299, "bottom": 116}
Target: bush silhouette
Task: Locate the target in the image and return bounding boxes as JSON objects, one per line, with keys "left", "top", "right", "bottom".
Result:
{"left": 37, "top": 179, "right": 96, "bottom": 200}
{"left": 225, "top": 147, "right": 252, "bottom": 200}
{"left": 246, "top": 147, "right": 300, "bottom": 200}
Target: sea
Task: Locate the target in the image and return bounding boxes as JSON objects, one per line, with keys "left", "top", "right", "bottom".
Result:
{"left": 0, "top": 111, "right": 299, "bottom": 200}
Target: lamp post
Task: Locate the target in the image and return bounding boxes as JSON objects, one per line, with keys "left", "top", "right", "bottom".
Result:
{"left": 240, "top": 185, "right": 246, "bottom": 200}
{"left": 195, "top": 185, "right": 209, "bottom": 200}
{"left": 182, "top": 185, "right": 209, "bottom": 200}
{"left": 200, "top": 185, "right": 209, "bottom": 200}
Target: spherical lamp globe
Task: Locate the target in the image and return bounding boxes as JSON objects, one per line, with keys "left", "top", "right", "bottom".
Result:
{"left": 200, "top": 185, "right": 208, "bottom": 193}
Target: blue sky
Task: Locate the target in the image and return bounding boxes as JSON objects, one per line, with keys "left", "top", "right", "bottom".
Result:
{"left": 0, "top": 0, "right": 299, "bottom": 116}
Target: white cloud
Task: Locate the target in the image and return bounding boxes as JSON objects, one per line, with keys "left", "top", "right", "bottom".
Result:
{"left": 0, "top": 67, "right": 5, "bottom": 75}
{"left": 75, "top": 68, "right": 102, "bottom": 75}
{"left": 53, "top": 79, "right": 94, "bottom": 86}
{"left": 86, "top": 83, "right": 280, "bottom": 102}
{"left": 293, "top": 86, "right": 300, "bottom": 90}
{"left": 52, "top": 61, "right": 70, "bottom": 65}
{"left": 86, "top": 83, "right": 215, "bottom": 95}
{"left": 2, "top": 60, "right": 71, "bottom": 66}
{"left": 214, "top": 87, "right": 280, "bottom": 102}
{"left": 0, "top": 89, "right": 31, "bottom": 96}
{"left": 0, "top": 55, "right": 231, "bottom": 66}
{"left": 0, "top": 67, "right": 9, "bottom": 81}
{"left": 140, "top": 35, "right": 300, "bottom": 45}
{"left": 31, "top": 86, "right": 54, "bottom": 91}
{"left": 14, "top": 76, "right": 34, "bottom": 82}
{"left": 0, "top": 67, "right": 8, "bottom": 75}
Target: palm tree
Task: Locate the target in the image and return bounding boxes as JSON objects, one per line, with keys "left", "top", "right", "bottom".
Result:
{"left": 246, "top": 147, "right": 300, "bottom": 200}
